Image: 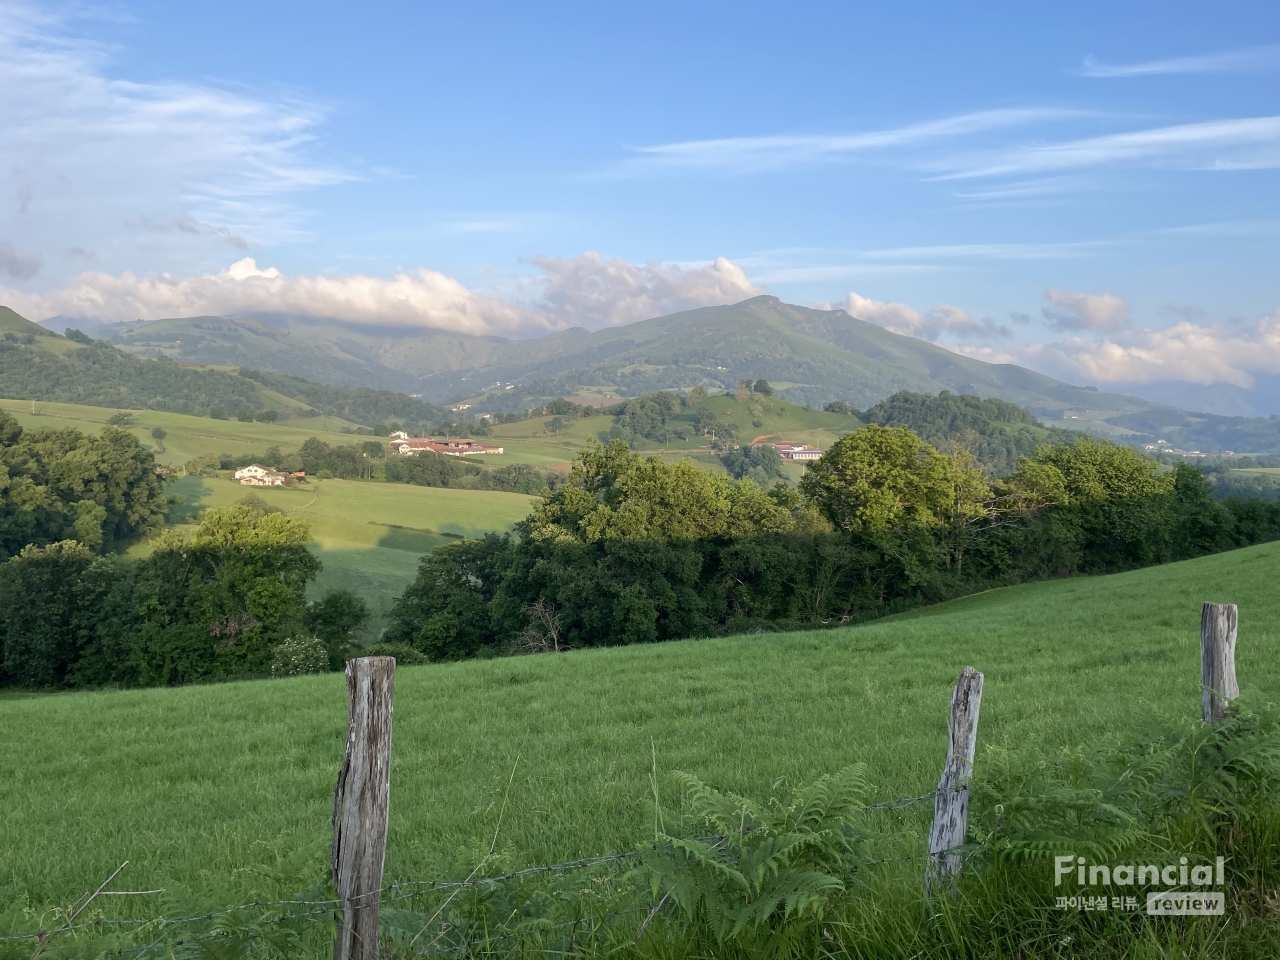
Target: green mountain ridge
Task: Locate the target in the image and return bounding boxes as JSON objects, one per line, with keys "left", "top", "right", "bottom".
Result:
{"left": 381, "top": 297, "right": 1160, "bottom": 418}
{"left": 92, "top": 315, "right": 423, "bottom": 393}
{"left": 24, "top": 297, "right": 1280, "bottom": 453}
{"left": 0, "top": 306, "right": 444, "bottom": 428}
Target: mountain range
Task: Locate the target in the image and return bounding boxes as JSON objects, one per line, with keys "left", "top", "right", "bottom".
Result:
{"left": 23, "top": 297, "right": 1280, "bottom": 454}
{"left": 77, "top": 296, "right": 1150, "bottom": 413}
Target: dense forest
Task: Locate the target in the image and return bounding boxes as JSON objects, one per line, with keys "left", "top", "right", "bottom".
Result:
{"left": 0, "top": 335, "right": 266, "bottom": 413}
{"left": 235, "top": 368, "right": 443, "bottom": 428}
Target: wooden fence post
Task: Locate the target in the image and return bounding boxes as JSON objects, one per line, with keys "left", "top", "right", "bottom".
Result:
{"left": 332, "top": 657, "right": 396, "bottom": 960}
{"left": 1201, "top": 602, "right": 1239, "bottom": 724}
{"left": 926, "top": 665, "right": 984, "bottom": 896}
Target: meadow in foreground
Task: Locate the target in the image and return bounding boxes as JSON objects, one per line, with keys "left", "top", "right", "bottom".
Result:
{"left": 2, "top": 539, "right": 1276, "bottom": 923}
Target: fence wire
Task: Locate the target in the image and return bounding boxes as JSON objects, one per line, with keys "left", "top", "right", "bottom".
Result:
{"left": 1, "top": 786, "right": 940, "bottom": 947}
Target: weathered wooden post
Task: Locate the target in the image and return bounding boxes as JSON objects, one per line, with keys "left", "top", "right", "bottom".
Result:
{"left": 332, "top": 657, "right": 395, "bottom": 960}
{"left": 1201, "top": 602, "right": 1239, "bottom": 724}
{"left": 926, "top": 665, "right": 984, "bottom": 896}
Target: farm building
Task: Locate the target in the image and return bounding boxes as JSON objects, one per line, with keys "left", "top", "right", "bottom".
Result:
{"left": 234, "top": 464, "right": 290, "bottom": 486}
{"left": 390, "top": 438, "right": 503, "bottom": 457}
{"left": 761, "top": 441, "right": 821, "bottom": 461}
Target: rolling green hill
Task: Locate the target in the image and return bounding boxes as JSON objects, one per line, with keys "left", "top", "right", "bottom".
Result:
{"left": 388, "top": 297, "right": 1163, "bottom": 422}
{"left": 1, "top": 307, "right": 280, "bottom": 415}
{"left": 0, "top": 307, "right": 443, "bottom": 427}
{"left": 24, "top": 296, "right": 1280, "bottom": 453}
{"left": 94, "top": 315, "right": 423, "bottom": 393}
{"left": 484, "top": 392, "right": 861, "bottom": 479}
{"left": 2, "top": 537, "right": 1276, "bottom": 928}
{"left": 864, "top": 390, "right": 1084, "bottom": 474}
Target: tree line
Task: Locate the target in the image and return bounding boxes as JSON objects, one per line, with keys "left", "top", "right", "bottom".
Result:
{"left": 6, "top": 406, "right": 1280, "bottom": 686}
{"left": 379, "top": 430, "right": 1280, "bottom": 661}
{"left": 0, "top": 503, "right": 368, "bottom": 688}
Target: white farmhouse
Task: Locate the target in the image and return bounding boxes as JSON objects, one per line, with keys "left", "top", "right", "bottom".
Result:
{"left": 234, "top": 464, "right": 288, "bottom": 486}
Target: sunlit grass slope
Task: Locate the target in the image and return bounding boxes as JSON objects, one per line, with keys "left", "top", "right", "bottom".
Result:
{"left": 484, "top": 394, "right": 861, "bottom": 473}
{"left": 3, "top": 541, "right": 1278, "bottom": 916}
{"left": 151, "top": 476, "right": 534, "bottom": 634}
{"left": 0, "top": 399, "right": 359, "bottom": 467}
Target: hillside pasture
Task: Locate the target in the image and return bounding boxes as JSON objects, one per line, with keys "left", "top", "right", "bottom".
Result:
{"left": 484, "top": 394, "right": 861, "bottom": 473}
{"left": 151, "top": 476, "right": 535, "bottom": 636}
{"left": 0, "top": 399, "right": 364, "bottom": 466}
{"left": 2, "top": 540, "right": 1277, "bottom": 923}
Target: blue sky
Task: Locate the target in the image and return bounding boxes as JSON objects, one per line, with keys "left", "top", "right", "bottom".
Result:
{"left": 2, "top": 1, "right": 1280, "bottom": 410}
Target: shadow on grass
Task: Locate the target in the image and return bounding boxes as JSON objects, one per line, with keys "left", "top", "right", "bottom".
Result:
{"left": 164, "top": 475, "right": 213, "bottom": 524}
{"left": 308, "top": 527, "right": 455, "bottom": 642}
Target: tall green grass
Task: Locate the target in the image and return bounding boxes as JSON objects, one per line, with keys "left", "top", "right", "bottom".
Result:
{"left": 2, "top": 542, "right": 1278, "bottom": 955}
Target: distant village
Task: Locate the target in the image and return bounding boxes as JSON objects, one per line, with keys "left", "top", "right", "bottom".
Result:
{"left": 233, "top": 429, "right": 506, "bottom": 486}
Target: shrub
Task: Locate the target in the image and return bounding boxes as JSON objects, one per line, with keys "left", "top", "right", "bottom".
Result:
{"left": 270, "top": 637, "right": 330, "bottom": 678}
{"left": 363, "top": 642, "right": 429, "bottom": 665}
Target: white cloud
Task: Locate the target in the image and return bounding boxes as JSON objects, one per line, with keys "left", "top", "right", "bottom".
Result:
{"left": 1080, "top": 45, "right": 1280, "bottom": 78}
{"left": 534, "top": 253, "right": 761, "bottom": 328}
{"left": 1041, "top": 289, "right": 1131, "bottom": 331}
{"left": 935, "top": 116, "right": 1280, "bottom": 179}
{"left": 0, "top": 240, "right": 41, "bottom": 281}
{"left": 822, "top": 292, "right": 1011, "bottom": 342}
{"left": 1029, "top": 311, "right": 1280, "bottom": 389}
{"left": 624, "top": 109, "right": 1072, "bottom": 174}
{"left": 0, "top": 3, "right": 352, "bottom": 280}
{"left": 0, "top": 253, "right": 761, "bottom": 336}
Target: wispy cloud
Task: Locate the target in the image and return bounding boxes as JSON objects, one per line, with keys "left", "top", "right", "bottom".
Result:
{"left": 950, "top": 177, "right": 1078, "bottom": 201}
{"left": 935, "top": 116, "right": 1280, "bottom": 179}
{"left": 741, "top": 239, "right": 1113, "bottom": 285}
{"left": 0, "top": 240, "right": 41, "bottom": 280}
{"left": 0, "top": 2, "right": 354, "bottom": 280}
{"left": 621, "top": 108, "right": 1074, "bottom": 174}
{"left": 1080, "top": 45, "right": 1280, "bottom": 78}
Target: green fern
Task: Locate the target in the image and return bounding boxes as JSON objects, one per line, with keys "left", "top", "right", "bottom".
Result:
{"left": 635, "top": 764, "right": 870, "bottom": 945}
{"left": 969, "top": 707, "right": 1280, "bottom": 866}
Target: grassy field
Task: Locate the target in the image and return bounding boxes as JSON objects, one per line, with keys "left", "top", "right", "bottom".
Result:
{"left": 2, "top": 394, "right": 864, "bottom": 484}
{"left": 0, "top": 398, "right": 361, "bottom": 467}
{"left": 482, "top": 394, "right": 862, "bottom": 476}
{"left": 146, "top": 476, "right": 535, "bottom": 638}
{"left": 3, "top": 540, "right": 1277, "bottom": 923}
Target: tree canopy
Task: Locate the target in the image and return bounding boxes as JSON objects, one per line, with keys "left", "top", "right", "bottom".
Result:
{"left": 799, "top": 424, "right": 991, "bottom": 532}
{"left": 525, "top": 439, "right": 794, "bottom": 544}
{"left": 1002, "top": 437, "right": 1175, "bottom": 507}
{"left": 0, "top": 411, "right": 170, "bottom": 557}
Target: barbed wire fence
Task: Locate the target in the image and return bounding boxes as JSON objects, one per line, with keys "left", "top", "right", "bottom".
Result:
{"left": 1, "top": 789, "right": 941, "bottom": 956}
{"left": 5, "top": 655, "right": 1006, "bottom": 958}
